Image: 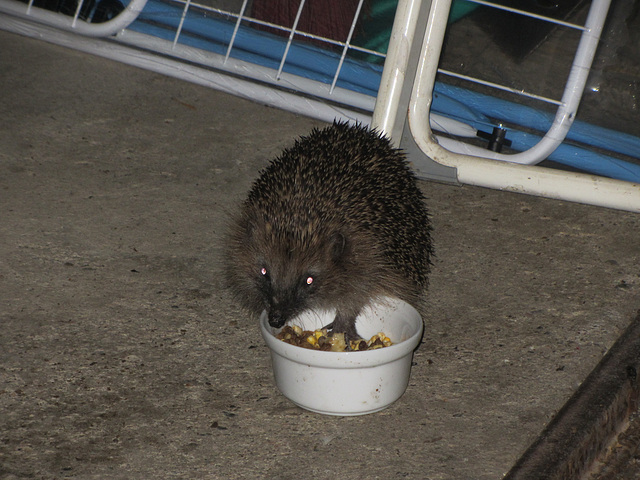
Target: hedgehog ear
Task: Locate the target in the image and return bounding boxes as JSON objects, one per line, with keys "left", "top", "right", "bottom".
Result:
{"left": 330, "top": 232, "right": 347, "bottom": 263}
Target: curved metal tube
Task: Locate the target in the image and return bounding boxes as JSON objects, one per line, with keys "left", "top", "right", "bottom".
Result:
{"left": 0, "top": 0, "right": 147, "bottom": 37}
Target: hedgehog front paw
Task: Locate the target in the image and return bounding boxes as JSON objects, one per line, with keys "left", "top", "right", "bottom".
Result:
{"left": 325, "top": 312, "right": 361, "bottom": 350}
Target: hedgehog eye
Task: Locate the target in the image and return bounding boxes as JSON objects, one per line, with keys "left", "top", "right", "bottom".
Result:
{"left": 306, "top": 276, "right": 314, "bottom": 285}
{"left": 261, "top": 267, "right": 267, "bottom": 276}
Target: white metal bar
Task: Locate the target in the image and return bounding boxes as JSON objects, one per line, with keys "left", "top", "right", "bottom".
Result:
{"left": 276, "top": 0, "right": 307, "bottom": 80}
{"left": 71, "top": 0, "right": 84, "bottom": 28}
{"left": 224, "top": 0, "right": 249, "bottom": 62}
{"left": 173, "top": 0, "right": 192, "bottom": 49}
{"left": 330, "top": 0, "right": 366, "bottom": 93}
{"left": 464, "top": 0, "right": 588, "bottom": 30}
{"left": 437, "top": 69, "right": 565, "bottom": 106}
{"left": 371, "top": 0, "right": 425, "bottom": 142}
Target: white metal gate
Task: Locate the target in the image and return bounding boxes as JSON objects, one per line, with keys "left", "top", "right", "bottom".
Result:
{"left": 1, "top": 0, "right": 638, "bottom": 211}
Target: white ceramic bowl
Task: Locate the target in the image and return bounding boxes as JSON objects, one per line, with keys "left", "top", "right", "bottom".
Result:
{"left": 260, "top": 297, "right": 424, "bottom": 416}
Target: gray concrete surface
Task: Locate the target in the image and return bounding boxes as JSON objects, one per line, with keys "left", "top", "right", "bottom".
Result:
{"left": 1, "top": 30, "right": 639, "bottom": 479}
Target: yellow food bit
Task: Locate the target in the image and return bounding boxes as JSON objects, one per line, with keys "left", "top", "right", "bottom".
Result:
{"left": 328, "top": 333, "right": 346, "bottom": 352}
{"left": 375, "top": 332, "right": 393, "bottom": 347}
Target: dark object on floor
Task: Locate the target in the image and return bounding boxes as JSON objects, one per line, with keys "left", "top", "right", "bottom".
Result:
{"left": 504, "top": 309, "right": 640, "bottom": 480}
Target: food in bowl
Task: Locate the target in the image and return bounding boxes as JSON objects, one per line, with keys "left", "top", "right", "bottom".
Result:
{"left": 276, "top": 325, "right": 393, "bottom": 352}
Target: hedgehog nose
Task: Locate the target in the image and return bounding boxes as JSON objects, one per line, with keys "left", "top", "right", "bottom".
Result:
{"left": 268, "top": 297, "right": 290, "bottom": 328}
{"left": 268, "top": 311, "right": 286, "bottom": 328}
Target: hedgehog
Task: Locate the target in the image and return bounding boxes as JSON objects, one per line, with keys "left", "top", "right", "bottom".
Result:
{"left": 225, "top": 121, "right": 433, "bottom": 345}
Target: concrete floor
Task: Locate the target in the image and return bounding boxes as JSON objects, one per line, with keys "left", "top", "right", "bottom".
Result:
{"left": 1, "top": 29, "right": 639, "bottom": 479}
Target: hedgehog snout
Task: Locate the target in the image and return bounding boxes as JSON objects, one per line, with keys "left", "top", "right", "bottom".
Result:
{"left": 268, "top": 303, "right": 293, "bottom": 328}
{"left": 267, "top": 294, "right": 301, "bottom": 329}
{"left": 268, "top": 311, "right": 287, "bottom": 329}
{"left": 268, "top": 296, "right": 281, "bottom": 327}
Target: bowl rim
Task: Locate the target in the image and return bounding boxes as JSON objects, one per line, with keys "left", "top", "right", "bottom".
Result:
{"left": 259, "top": 300, "right": 424, "bottom": 369}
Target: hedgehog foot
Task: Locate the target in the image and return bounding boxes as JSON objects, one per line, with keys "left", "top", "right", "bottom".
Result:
{"left": 325, "top": 312, "right": 360, "bottom": 350}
